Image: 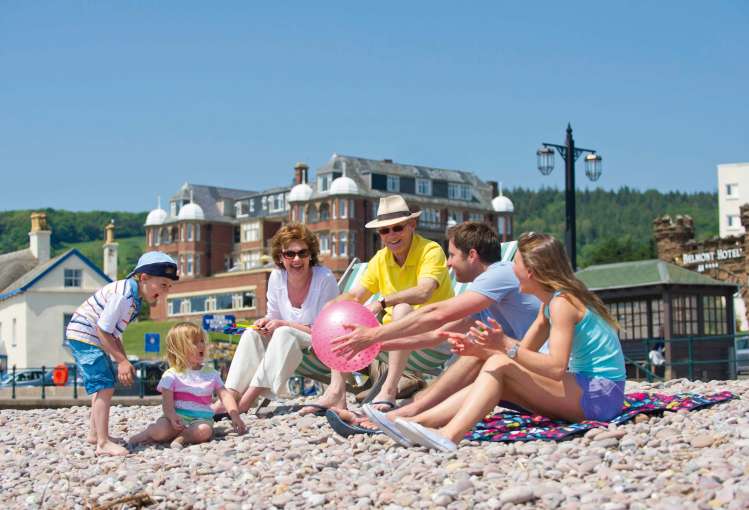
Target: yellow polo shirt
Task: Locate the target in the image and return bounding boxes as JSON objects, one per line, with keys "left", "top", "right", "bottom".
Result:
{"left": 359, "top": 234, "right": 453, "bottom": 323}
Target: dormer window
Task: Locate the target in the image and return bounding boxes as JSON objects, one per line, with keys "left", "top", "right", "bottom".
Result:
{"left": 448, "top": 183, "right": 472, "bottom": 201}
{"left": 416, "top": 178, "right": 431, "bottom": 196}
{"left": 387, "top": 175, "right": 400, "bottom": 192}
{"left": 318, "top": 174, "right": 332, "bottom": 192}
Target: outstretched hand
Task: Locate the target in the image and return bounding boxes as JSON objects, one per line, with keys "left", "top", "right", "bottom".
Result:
{"left": 331, "top": 324, "right": 377, "bottom": 359}
{"left": 440, "top": 318, "right": 506, "bottom": 359}
{"left": 468, "top": 318, "right": 506, "bottom": 351}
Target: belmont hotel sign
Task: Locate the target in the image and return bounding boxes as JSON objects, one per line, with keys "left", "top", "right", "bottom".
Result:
{"left": 682, "top": 247, "right": 744, "bottom": 272}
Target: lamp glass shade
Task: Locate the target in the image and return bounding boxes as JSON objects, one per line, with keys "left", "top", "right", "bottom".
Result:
{"left": 536, "top": 147, "right": 554, "bottom": 176}
{"left": 585, "top": 153, "right": 602, "bottom": 181}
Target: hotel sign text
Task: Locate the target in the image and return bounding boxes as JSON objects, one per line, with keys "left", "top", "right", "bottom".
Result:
{"left": 682, "top": 247, "right": 743, "bottom": 272}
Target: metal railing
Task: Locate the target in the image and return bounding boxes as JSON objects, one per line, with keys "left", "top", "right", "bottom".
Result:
{"left": 622, "top": 333, "right": 747, "bottom": 382}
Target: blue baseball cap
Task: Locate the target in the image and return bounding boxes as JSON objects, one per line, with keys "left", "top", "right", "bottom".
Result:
{"left": 127, "top": 251, "right": 179, "bottom": 280}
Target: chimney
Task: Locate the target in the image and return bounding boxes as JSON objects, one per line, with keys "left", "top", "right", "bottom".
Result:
{"left": 488, "top": 180, "right": 499, "bottom": 197}
{"left": 294, "top": 162, "right": 309, "bottom": 185}
{"left": 29, "top": 212, "right": 51, "bottom": 263}
{"left": 103, "top": 219, "right": 118, "bottom": 280}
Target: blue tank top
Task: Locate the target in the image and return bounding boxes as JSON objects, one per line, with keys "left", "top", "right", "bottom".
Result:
{"left": 544, "top": 292, "right": 626, "bottom": 381}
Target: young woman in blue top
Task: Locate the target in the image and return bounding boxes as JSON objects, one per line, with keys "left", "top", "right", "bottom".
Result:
{"left": 385, "top": 232, "right": 626, "bottom": 452}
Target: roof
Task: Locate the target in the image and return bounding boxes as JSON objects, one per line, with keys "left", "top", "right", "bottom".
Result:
{"left": 168, "top": 183, "right": 255, "bottom": 223}
{"left": 0, "top": 248, "right": 111, "bottom": 302}
{"left": 309, "top": 154, "right": 495, "bottom": 209}
{"left": 576, "top": 259, "right": 737, "bottom": 291}
{"left": 0, "top": 249, "right": 39, "bottom": 293}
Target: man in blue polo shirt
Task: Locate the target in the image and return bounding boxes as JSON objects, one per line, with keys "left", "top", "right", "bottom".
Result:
{"left": 333, "top": 221, "right": 540, "bottom": 420}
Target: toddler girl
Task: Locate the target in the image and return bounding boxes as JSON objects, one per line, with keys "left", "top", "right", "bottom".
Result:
{"left": 129, "top": 322, "right": 245, "bottom": 448}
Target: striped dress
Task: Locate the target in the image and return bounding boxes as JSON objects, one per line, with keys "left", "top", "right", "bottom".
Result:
{"left": 66, "top": 279, "right": 141, "bottom": 347}
{"left": 157, "top": 367, "right": 224, "bottom": 423}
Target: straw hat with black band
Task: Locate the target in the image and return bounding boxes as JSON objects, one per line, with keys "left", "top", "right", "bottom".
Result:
{"left": 365, "top": 195, "right": 422, "bottom": 229}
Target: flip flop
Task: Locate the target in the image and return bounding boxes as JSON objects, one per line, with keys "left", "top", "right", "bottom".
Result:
{"left": 362, "top": 404, "right": 413, "bottom": 447}
{"left": 393, "top": 419, "right": 457, "bottom": 453}
{"left": 325, "top": 410, "right": 382, "bottom": 438}
{"left": 297, "top": 403, "right": 330, "bottom": 417}
{"left": 369, "top": 400, "right": 396, "bottom": 412}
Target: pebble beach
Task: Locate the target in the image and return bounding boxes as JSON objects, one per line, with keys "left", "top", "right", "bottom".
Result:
{"left": 1, "top": 378, "right": 748, "bottom": 509}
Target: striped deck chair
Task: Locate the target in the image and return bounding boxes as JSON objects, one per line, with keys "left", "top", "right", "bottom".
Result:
{"left": 253, "top": 240, "right": 518, "bottom": 390}
{"left": 373, "top": 240, "right": 519, "bottom": 377}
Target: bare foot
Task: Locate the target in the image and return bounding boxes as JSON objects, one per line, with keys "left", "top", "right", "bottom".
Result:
{"left": 95, "top": 440, "right": 129, "bottom": 457}
{"left": 331, "top": 408, "right": 379, "bottom": 432}
{"left": 299, "top": 392, "right": 347, "bottom": 416}
{"left": 88, "top": 435, "right": 124, "bottom": 445}
{"left": 170, "top": 436, "right": 186, "bottom": 449}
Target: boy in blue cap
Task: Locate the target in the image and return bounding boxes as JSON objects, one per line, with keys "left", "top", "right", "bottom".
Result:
{"left": 66, "top": 252, "right": 178, "bottom": 456}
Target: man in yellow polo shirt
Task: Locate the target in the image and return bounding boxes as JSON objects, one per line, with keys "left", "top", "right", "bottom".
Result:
{"left": 338, "top": 194, "right": 453, "bottom": 411}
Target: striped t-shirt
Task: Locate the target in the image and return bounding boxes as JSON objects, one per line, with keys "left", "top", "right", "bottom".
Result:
{"left": 66, "top": 279, "right": 141, "bottom": 347}
{"left": 157, "top": 367, "right": 224, "bottom": 421}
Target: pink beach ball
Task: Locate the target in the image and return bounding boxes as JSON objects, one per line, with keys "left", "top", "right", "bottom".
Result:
{"left": 312, "top": 301, "right": 381, "bottom": 372}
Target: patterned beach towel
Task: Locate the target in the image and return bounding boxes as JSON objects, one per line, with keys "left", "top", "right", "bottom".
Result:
{"left": 467, "top": 391, "right": 735, "bottom": 443}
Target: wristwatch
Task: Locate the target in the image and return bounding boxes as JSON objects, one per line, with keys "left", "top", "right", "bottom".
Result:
{"left": 378, "top": 296, "right": 388, "bottom": 310}
{"left": 506, "top": 342, "right": 520, "bottom": 359}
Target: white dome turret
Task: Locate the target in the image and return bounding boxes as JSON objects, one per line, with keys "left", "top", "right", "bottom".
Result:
{"left": 145, "top": 208, "right": 168, "bottom": 226}
{"left": 492, "top": 195, "right": 514, "bottom": 213}
{"left": 178, "top": 202, "right": 205, "bottom": 221}
{"left": 145, "top": 196, "right": 168, "bottom": 226}
{"left": 288, "top": 183, "right": 314, "bottom": 202}
{"left": 330, "top": 176, "right": 359, "bottom": 195}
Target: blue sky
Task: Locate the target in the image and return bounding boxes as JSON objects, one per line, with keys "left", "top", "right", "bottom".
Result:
{"left": 1, "top": 2, "right": 747, "bottom": 212}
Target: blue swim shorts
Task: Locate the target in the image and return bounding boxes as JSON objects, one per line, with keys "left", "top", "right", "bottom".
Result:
{"left": 575, "top": 373, "right": 625, "bottom": 422}
{"left": 67, "top": 339, "right": 116, "bottom": 395}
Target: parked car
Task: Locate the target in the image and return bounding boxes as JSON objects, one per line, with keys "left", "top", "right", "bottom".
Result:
{"left": 736, "top": 337, "right": 749, "bottom": 375}
{"left": 0, "top": 369, "right": 47, "bottom": 387}
{"left": 114, "top": 360, "right": 168, "bottom": 396}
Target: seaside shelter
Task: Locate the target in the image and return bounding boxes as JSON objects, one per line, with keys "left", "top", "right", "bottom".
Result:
{"left": 576, "top": 259, "right": 738, "bottom": 380}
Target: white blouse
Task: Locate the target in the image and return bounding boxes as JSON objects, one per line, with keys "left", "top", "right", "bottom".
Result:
{"left": 265, "top": 266, "right": 340, "bottom": 326}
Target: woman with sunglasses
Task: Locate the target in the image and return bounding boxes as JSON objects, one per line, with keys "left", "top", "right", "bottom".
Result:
{"left": 212, "top": 223, "right": 340, "bottom": 416}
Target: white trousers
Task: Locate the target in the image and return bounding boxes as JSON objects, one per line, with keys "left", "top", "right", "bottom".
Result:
{"left": 224, "top": 326, "right": 311, "bottom": 397}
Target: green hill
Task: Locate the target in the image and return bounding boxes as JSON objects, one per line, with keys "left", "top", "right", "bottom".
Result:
{"left": 56, "top": 236, "right": 146, "bottom": 279}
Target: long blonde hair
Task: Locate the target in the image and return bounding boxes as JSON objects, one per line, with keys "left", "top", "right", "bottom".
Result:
{"left": 518, "top": 233, "right": 618, "bottom": 329}
{"left": 165, "top": 322, "right": 206, "bottom": 372}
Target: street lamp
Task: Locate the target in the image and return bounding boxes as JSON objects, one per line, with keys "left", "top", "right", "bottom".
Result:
{"left": 536, "top": 123, "right": 602, "bottom": 270}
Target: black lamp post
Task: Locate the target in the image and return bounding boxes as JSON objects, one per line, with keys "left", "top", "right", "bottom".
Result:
{"left": 536, "top": 123, "right": 602, "bottom": 270}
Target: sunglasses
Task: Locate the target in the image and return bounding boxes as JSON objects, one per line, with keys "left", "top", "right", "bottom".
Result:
{"left": 282, "top": 249, "right": 311, "bottom": 260}
{"left": 378, "top": 224, "right": 406, "bottom": 236}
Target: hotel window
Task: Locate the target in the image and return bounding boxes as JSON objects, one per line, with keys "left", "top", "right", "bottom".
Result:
{"left": 726, "top": 183, "right": 739, "bottom": 198}
{"left": 242, "top": 222, "right": 260, "bottom": 242}
{"left": 261, "top": 196, "right": 268, "bottom": 211}
{"left": 180, "top": 299, "right": 191, "bottom": 314}
{"left": 416, "top": 178, "right": 431, "bottom": 196}
{"left": 249, "top": 200, "right": 255, "bottom": 214}
{"left": 167, "top": 300, "right": 175, "bottom": 316}
{"left": 186, "top": 255, "right": 194, "bottom": 276}
{"left": 154, "top": 229, "right": 161, "bottom": 246}
{"left": 462, "top": 185, "right": 471, "bottom": 200}
{"left": 349, "top": 231, "right": 357, "bottom": 257}
{"left": 187, "top": 224, "right": 194, "bottom": 241}
{"left": 195, "top": 255, "right": 201, "bottom": 276}
{"left": 318, "top": 174, "right": 332, "bottom": 192}
{"left": 320, "top": 233, "right": 330, "bottom": 254}
{"left": 338, "top": 232, "right": 348, "bottom": 257}
{"left": 469, "top": 212, "right": 484, "bottom": 222}
{"left": 307, "top": 205, "right": 318, "bottom": 223}
{"left": 448, "top": 183, "right": 461, "bottom": 200}
{"left": 196, "top": 225, "right": 201, "bottom": 241}
{"left": 338, "top": 199, "right": 347, "bottom": 218}
{"left": 64, "top": 269, "right": 82, "bottom": 288}
{"left": 387, "top": 175, "right": 400, "bottom": 192}
{"left": 419, "top": 208, "right": 441, "bottom": 227}
{"left": 330, "top": 233, "right": 337, "bottom": 257}
{"left": 727, "top": 215, "right": 740, "bottom": 228}
{"left": 320, "top": 203, "right": 330, "bottom": 221}
{"left": 236, "top": 201, "right": 248, "bottom": 217}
